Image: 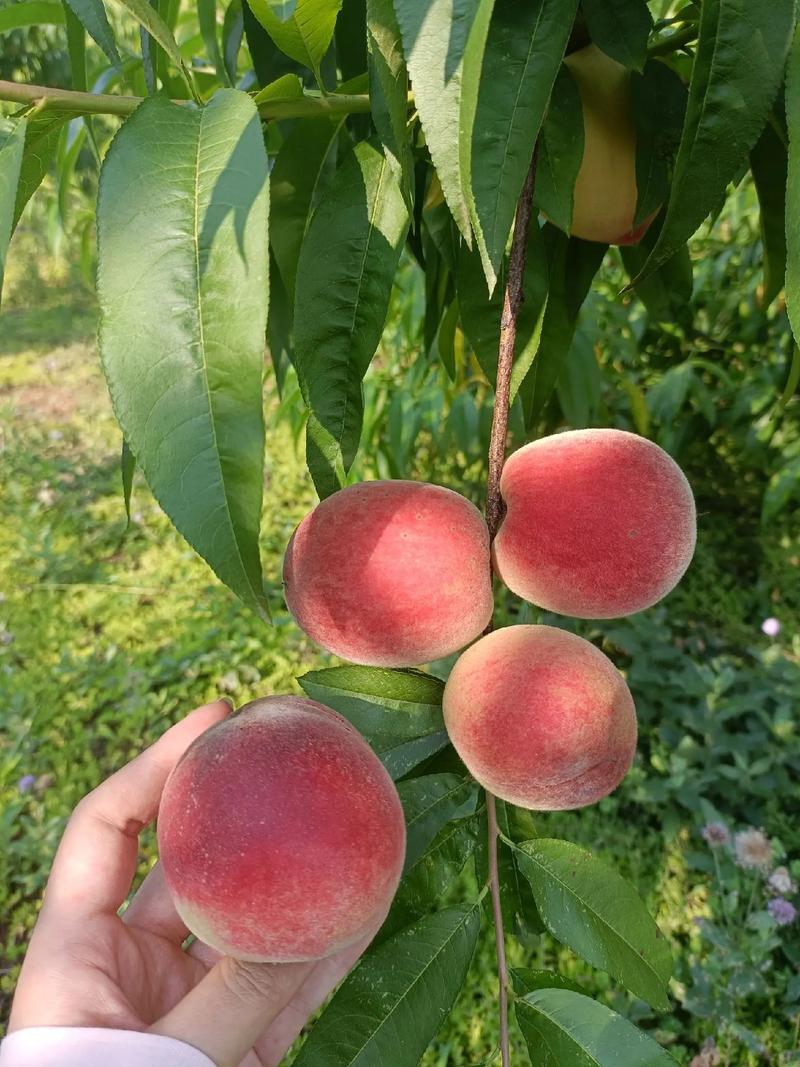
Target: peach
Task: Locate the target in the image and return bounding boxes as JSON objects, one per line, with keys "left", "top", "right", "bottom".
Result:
{"left": 493, "top": 429, "right": 696, "bottom": 618}
{"left": 442, "top": 625, "right": 637, "bottom": 810}
{"left": 157, "top": 696, "right": 406, "bottom": 962}
{"left": 563, "top": 45, "right": 655, "bottom": 245}
{"left": 283, "top": 480, "right": 493, "bottom": 667}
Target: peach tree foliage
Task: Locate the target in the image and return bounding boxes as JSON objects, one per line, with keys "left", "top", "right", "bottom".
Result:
{"left": 0, "top": 0, "right": 798, "bottom": 1063}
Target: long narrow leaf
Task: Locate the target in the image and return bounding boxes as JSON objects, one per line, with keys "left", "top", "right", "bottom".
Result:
{"left": 97, "top": 91, "right": 271, "bottom": 617}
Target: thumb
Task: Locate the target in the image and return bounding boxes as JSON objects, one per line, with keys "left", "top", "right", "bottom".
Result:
{"left": 149, "top": 955, "right": 314, "bottom": 1067}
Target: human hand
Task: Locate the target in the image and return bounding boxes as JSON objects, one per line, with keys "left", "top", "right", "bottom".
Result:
{"left": 8, "top": 701, "right": 375, "bottom": 1067}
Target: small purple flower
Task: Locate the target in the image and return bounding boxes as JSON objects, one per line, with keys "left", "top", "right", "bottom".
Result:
{"left": 761, "top": 617, "right": 781, "bottom": 637}
{"left": 702, "top": 822, "right": 730, "bottom": 847}
{"left": 767, "top": 898, "right": 797, "bottom": 926}
{"left": 18, "top": 774, "right": 36, "bottom": 794}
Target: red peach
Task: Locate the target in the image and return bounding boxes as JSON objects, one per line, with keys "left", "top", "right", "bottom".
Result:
{"left": 442, "top": 625, "right": 637, "bottom": 810}
{"left": 283, "top": 480, "right": 493, "bottom": 667}
{"left": 157, "top": 696, "right": 406, "bottom": 962}
{"left": 493, "top": 429, "right": 696, "bottom": 618}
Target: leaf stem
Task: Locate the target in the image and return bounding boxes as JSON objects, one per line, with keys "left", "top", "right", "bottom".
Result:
{"left": 646, "top": 23, "right": 698, "bottom": 58}
{"left": 0, "top": 79, "right": 373, "bottom": 120}
{"left": 483, "top": 150, "right": 538, "bottom": 1067}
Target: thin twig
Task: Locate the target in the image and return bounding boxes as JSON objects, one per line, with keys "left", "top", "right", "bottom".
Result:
{"left": 483, "top": 149, "right": 538, "bottom": 1067}
{"left": 0, "top": 79, "right": 373, "bottom": 120}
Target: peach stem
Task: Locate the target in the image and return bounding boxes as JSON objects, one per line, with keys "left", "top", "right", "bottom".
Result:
{"left": 483, "top": 147, "right": 538, "bottom": 1067}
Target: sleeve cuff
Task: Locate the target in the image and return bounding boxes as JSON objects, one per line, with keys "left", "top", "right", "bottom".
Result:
{"left": 0, "top": 1027, "right": 217, "bottom": 1067}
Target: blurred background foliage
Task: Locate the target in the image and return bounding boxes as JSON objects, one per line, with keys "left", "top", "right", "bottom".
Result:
{"left": 1, "top": 4, "right": 800, "bottom": 1064}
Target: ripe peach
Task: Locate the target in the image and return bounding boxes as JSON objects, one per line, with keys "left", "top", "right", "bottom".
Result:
{"left": 442, "top": 625, "right": 637, "bottom": 810}
{"left": 564, "top": 44, "right": 655, "bottom": 245}
{"left": 157, "top": 696, "right": 406, "bottom": 962}
{"left": 493, "top": 429, "right": 696, "bottom": 618}
{"left": 283, "top": 480, "right": 493, "bottom": 667}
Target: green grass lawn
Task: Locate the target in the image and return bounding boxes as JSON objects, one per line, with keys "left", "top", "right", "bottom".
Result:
{"left": 2, "top": 231, "right": 799, "bottom": 1065}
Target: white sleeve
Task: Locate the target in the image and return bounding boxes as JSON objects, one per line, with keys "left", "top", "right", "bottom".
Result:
{"left": 0, "top": 1027, "right": 217, "bottom": 1067}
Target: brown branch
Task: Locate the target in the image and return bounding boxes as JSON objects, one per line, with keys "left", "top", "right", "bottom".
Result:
{"left": 483, "top": 148, "right": 538, "bottom": 1067}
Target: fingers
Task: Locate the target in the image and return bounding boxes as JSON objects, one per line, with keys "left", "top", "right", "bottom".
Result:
{"left": 149, "top": 955, "right": 314, "bottom": 1067}
{"left": 42, "top": 700, "right": 231, "bottom": 924}
{"left": 122, "top": 862, "right": 190, "bottom": 943}
{"left": 253, "top": 933, "right": 375, "bottom": 1067}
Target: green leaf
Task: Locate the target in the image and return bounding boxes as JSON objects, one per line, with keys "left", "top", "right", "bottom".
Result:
{"left": 457, "top": 219, "right": 548, "bottom": 390}
{"left": 631, "top": 59, "right": 687, "bottom": 228}
{"left": 293, "top": 140, "right": 409, "bottom": 497}
{"left": 786, "top": 27, "right": 800, "bottom": 345}
{"left": 223, "top": 0, "right": 245, "bottom": 82}
{"left": 121, "top": 437, "right": 135, "bottom": 522}
{"left": 511, "top": 967, "right": 585, "bottom": 996}
{"left": 246, "top": 0, "right": 343, "bottom": 81}
{"left": 514, "top": 839, "right": 672, "bottom": 1009}
{"left": 394, "top": 0, "right": 495, "bottom": 244}
{"left": 620, "top": 226, "right": 693, "bottom": 325}
{"left": 751, "top": 119, "right": 787, "bottom": 309}
{"left": 336, "top": 0, "right": 367, "bottom": 81}
{"left": 298, "top": 664, "right": 445, "bottom": 744}
{"left": 518, "top": 227, "right": 605, "bottom": 428}
{"left": 97, "top": 91, "right": 271, "bottom": 619}
{"left": 0, "top": 116, "right": 25, "bottom": 308}
{"left": 64, "top": 0, "right": 121, "bottom": 68}
{"left": 581, "top": 0, "right": 652, "bottom": 72}
{"left": 761, "top": 456, "right": 800, "bottom": 522}
{"left": 269, "top": 115, "right": 341, "bottom": 301}
{"left": 253, "top": 70, "right": 304, "bottom": 102}
{"left": 0, "top": 0, "right": 64, "bottom": 30}
{"left": 112, "top": 0, "right": 193, "bottom": 92}
{"left": 199, "top": 0, "right": 231, "bottom": 85}
{"left": 14, "top": 111, "right": 73, "bottom": 227}
{"left": 64, "top": 2, "right": 87, "bottom": 90}
{"left": 293, "top": 904, "right": 481, "bottom": 1067}
{"left": 632, "top": 0, "right": 795, "bottom": 286}
{"left": 397, "top": 773, "right": 480, "bottom": 870}
{"left": 367, "top": 0, "right": 413, "bottom": 212}
{"left": 472, "top": 0, "right": 578, "bottom": 291}
{"left": 533, "top": 64, "right": 583, "bottom": 236}
{"left": 380, "top": 731, "right": 451, "bottom": 780}
{"left": 397, "top": 813, "right": 481, "bottom": 908}
{"left": 780, "top": 345, "right": 800, "bottom": 407}
{"left": 516, "top": 988, "right": 678, "bottom": 1066}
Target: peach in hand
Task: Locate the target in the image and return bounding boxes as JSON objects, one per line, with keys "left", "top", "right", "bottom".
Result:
{"left": 284, "top": 480, "right": 494, "bottom": 667}
{"left": 492, "top": 429, "right": 696, "bottom": 618}
{"left": 157, "top": 695, "right": 406, "bottom": 962}
{"left": 442, "top": 625, "right": 637, "bottom": 810}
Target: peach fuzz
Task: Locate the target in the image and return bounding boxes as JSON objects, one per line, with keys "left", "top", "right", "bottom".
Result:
{"left": 283, "top": 480, "right": 493, "bottom": 667}
{"left": 563, "top": 45, "right": 656, "bottom": 246}
{"left": 493, "top": 429, "right": 696, "bottom": 619}
{"left": 442, "top": 625, "right": 637, "bottom": 810}
{"left": 157, "top": 695, "right": 406, "bottom": 962}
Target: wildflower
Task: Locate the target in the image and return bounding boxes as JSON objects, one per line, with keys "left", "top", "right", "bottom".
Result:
{"left": 36, "top": 485, "right": 56, "bottom": 507}
{"left": 733, "top": 828, "right": 773, "bottom": 872}
{"left": 0, "top": 629, "right": 14, "bottom": 646}
{"left": 768, "top": 866, "right": 797, "bottom": 896}
{"left": 689, "top": 1038, "right": 721, "bottom": 1067}
{"left": 701, "top": 822, "right": 730, "bottom": 847}
{"left": 18, "top": 774, "right": 36, "bottom": 794}
{"left": 761, "top": 617, "right": 781, "bottom": 637}
{"left": 767, "top": 898, "right": 797, "bottom": 926}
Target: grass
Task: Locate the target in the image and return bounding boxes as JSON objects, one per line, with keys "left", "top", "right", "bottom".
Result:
{"left": 1, "top": 228, "right": 799, "bottom": 1065}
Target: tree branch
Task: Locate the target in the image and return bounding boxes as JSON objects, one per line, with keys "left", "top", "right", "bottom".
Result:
{"left": 483, "top": 150, "right": 538, "bottom": 1067}
{"left": 0, "top": 79, "right": 373, "bottom": 120}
